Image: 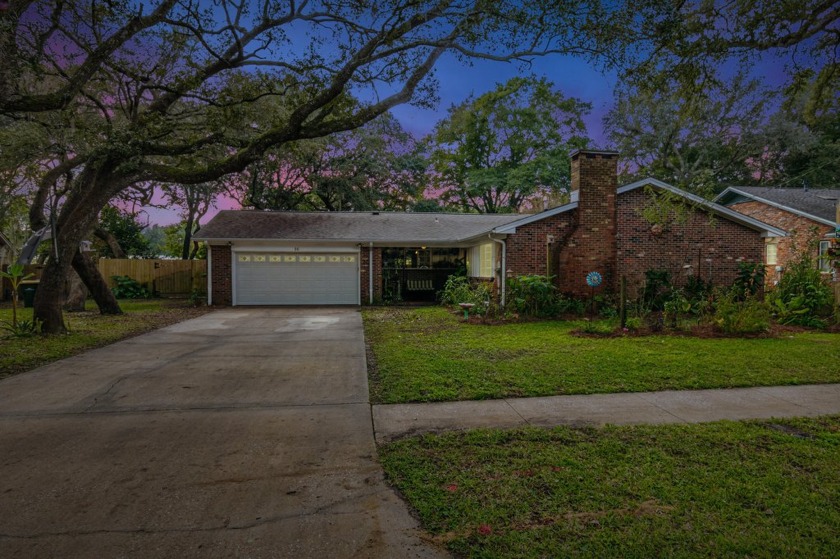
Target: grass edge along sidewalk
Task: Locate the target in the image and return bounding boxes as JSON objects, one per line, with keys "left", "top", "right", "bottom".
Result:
{"left": 364, "top": 306, "right": 840, "bottom": 404}
{"left": 380, "top": 416, "right": 840, "bottom": 559}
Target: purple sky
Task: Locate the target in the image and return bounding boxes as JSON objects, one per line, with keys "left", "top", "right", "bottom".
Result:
{"left": 146, "top": 45, "right": 793, "bottom": 226}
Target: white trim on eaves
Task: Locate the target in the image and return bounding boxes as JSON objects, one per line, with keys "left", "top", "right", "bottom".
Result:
{"left": 492, "top": 201, "right": 579, "bottom": 234}
{"left": 714, "top": 186, "right": 838, "bottom": 228}
{"left": 618, "top": 179, "right": 787, "bottom": 237}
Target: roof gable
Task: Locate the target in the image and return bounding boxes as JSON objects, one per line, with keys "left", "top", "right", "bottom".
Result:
{"left": 715, "top": 186, "right": 840, "bottom": 227}
{"left": 494, "top": 178, "right": 786, "bottom": 237}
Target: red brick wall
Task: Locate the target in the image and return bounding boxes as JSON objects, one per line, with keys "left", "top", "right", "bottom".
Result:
{"left": 209, "top": 244, "right": 232, "bottom": 306}
{"left": 359, "top": 246, "right": 382, "bottom": 304}
{"left": 728, "top": 200, "right": 832, "bottom": 285}
{"left": 558, "top": 151, "right": 618, "bottom": 295}
{"left": 617, "top": 190, "right": 764, "bottom": 296}
{"left": 505, "top": 212, "right": 576, "bottom": 277}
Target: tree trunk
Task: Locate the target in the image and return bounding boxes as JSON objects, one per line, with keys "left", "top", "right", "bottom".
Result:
{"left": 63, "top": 267, "right": 87, "bottom": 312}
{"left": 72, "top": 249, "right": 122, "bottom": 315}
{"left": 181, "top": 216, "right": 194, "bottom": 260}
{"left": 33, "top": 256, "right": 71, "bottom": 334}
{"left": 94, "top": 227, "right": 126, "bottom": 258}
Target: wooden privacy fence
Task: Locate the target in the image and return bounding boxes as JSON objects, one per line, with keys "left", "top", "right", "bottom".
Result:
{"left": 98, "top": 259, "right": 207, "bottom": 296}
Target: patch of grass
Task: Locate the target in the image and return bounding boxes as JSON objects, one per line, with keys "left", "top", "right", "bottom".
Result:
{"left": 380, "top": 417, "right": 840, "bottom": 558}
{"left": 0, "top": 299, "right": 208, "bottom": 380}
{"left": 363, "top": 307, "right": 840, "bottom": 403}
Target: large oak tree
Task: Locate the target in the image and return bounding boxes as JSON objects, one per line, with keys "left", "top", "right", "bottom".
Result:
{"left": 2, "top": 0, "right": 645, "bottom": 333}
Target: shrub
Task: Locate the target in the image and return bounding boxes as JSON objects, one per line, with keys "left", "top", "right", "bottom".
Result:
{"left": 663, "top": 289, "right": 692, "bottom": 328}
{"left": 624, "top": 316, "right": 642, "bottom": 331}
{"left": 111, "top": 275, "right": 152, "bottom": 299}
{"left": 439, "top": 275, "right": 491, "bottom": 306}
{"left": 732, "top": 261, "right": 765, "bottom": 300}
{"left": 580, "top": 319, "right": 614, "bottom": 335}
{"left": 641, "top": 269, "right": 673, "bottom": 311}
{"left": 768, "top": 248, "right": 833, "bottom": 327}
{"left": 507, "top": 275, "right": 559, "bottom": 317}
{"left": 557, "top": 295, "right": 587, "bottom": 316}
{"left": 714, "top": 292, "right": 771, "bottom": 335}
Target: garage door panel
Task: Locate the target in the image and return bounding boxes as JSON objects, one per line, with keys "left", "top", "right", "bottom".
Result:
{"left": 235, "top": 252, "right": 359, "bottom": 305}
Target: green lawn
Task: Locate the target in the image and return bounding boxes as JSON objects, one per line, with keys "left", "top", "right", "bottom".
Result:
{"left": 364, "top": 307, "right": 840, "bottom": 403}
{"left": 0, "top": 299, "right": 208, "bottom": 380}
{"left": 380, "top": 417, "right": 840, "bottom": 558}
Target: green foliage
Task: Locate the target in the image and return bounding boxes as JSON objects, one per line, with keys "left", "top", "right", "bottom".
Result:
{"left": 606, "top": 72, "right": 767, "bottom": 196}
{"left": 733, "top": 261, "right": 765, "bottom": 299}
{"left": 557, "top": 296, "right": 587, "bottom": 316}
{"left": 0, "top": 318, "right": 41, "bottom": 338}
{"left": 641, "top": 269, "right": 673, "bottom": 311}
{"left": 638, "top": 187, "right": 697, "bottom": 228}
{"left": 188, "top": 288, "right": 206, "bottom": 308}
{"left": 768, "top": 243, "right": 834, "bottom": 326}
{"left": 439, "top": 276, "right": 491, "bottom": 307}
{"left": 380, "top": 418, "right": 840, "bottom": 558}
{"left": 684, "top": 275, "right": 713, "bottom": 308}
{"left": 110, "top": 276, "right": 152, "bottom": 299}
{"left": 596, "top": 294, "right": 620, "bottom": 318}
{"left": 363, "top": 306, "right": 840, "bottom": 404}
{"left": 507, "top": 275, "right": 559, "bottom": 317}
{"left": 663, "top": 290, "right": 691, "bottom": 328}
{"left": 0, "top": 263, "right": 34, "bottom": 329}
{"left": 240, "top": 114, "right": 426, "bottom": 212}
{"left": 0, "top": 300, "right": 207, "bottom": 379}
{"left": 624, "top": 316, "right": 642, "bottom": 331}
{"left": 758, "top": 81, "right": 840, "bottom": 187}
{"left": 429, "top": 76, "right": 590, "bottom": 213}
{"left": 98, "top": 206, "right": 153, "bottom": 258}
{"left": 580, "top": 319, "right": 615, "bottom": 335}
{"left": 714, "top": 292, "right": 771, "bottom": 335}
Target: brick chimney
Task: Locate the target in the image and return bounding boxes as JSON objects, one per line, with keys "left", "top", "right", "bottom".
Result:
{"left": 558, "top": 149, "right": 619, "bottom": 295}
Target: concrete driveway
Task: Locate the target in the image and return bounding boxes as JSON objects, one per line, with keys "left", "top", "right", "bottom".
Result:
{"left": 0, "top": 308, "right": 447, "bottom": 558}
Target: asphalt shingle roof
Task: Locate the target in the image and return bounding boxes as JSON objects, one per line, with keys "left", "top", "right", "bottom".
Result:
{"left": 724, "top": 187, "right": 840, "bottom": 223}
{"left": 194, "top": 210, "right": 526, "bottom": 243}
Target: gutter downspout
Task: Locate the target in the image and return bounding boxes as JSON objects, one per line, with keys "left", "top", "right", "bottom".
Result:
{"left": 489, "top": 234, "right": 506, "bottom": 308}
{"left": 369, "top": 242, "right": 374, "bottom": 305}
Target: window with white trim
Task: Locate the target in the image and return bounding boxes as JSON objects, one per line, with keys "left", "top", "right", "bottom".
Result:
{"left": 468, "top": 243, "right": 496, "bottom": 278}
{"left": 765, "top": 241, "right": 778, "bottom": 266}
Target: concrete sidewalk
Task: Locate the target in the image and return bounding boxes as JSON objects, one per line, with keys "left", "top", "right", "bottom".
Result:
{"left": 372, "top": 383, "right": 840, "bottom": 442}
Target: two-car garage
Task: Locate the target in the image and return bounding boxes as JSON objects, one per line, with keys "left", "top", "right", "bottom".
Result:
{"left": 196, "top": 209, "right": 528, "bottom": 307}
{"left": 233, "top": 250, "right": 360, "bottom": 305}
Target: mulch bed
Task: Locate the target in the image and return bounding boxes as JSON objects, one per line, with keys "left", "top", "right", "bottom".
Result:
{"left": 571, "top": 322, "right": 815, "bottom": 339}
{"left": 446, "top": 307, "right": 830, "bottom": 338}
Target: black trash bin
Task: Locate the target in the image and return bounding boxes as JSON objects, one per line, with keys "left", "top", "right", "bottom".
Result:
{"left": 23, "top": 286, "right": 37, "bottom": 308}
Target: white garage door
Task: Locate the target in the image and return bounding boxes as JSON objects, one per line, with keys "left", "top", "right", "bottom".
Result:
{"left": 234, "top": 252, "right": 359, "bottom": 305}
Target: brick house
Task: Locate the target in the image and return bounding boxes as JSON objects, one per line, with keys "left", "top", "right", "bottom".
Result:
{"left": 715, "top": 187, "right": 840, "bottom": 286}
{"left": 196, "top": 150, "right": 784, "bottom": 306}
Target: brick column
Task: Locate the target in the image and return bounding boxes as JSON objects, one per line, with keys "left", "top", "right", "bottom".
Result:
{"left": 210, "top": 244, "right": 232, "bottom": 306}
{"left": 558, "top": 150, "right": 619, "bottom": 295}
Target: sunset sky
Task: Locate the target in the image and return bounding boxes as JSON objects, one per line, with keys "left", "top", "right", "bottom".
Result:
{"left": 147, "top": 42, "right": 791, "bottom": 226}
